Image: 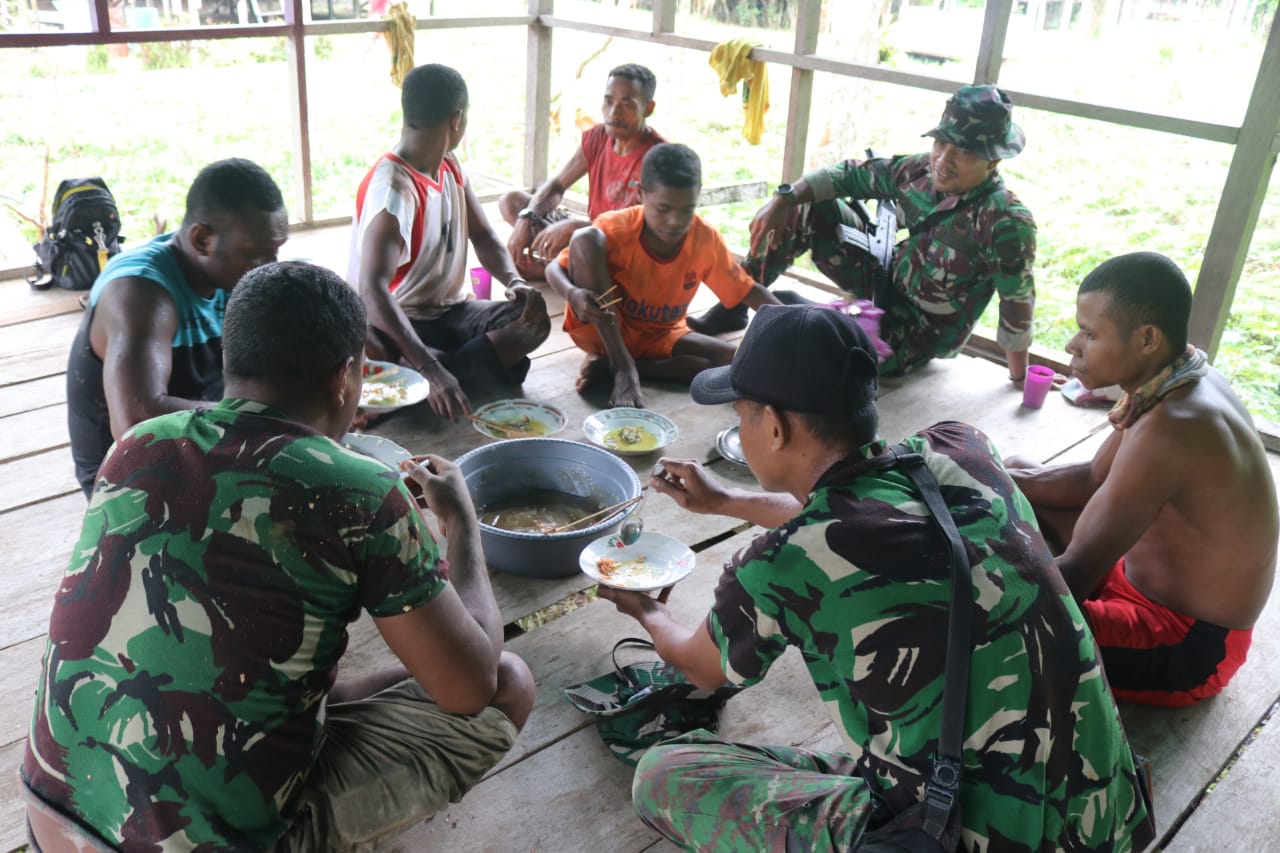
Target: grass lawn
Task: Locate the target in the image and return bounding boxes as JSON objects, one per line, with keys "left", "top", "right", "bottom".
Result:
{"left": 1, "top": 3, "right": 1276, "bottom": 420}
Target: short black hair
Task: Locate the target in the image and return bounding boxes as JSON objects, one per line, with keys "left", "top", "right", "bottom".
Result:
{"left": 183, "top": 158, "right": 285, "bottom": 227}
{"left": 1079, "top": 252, "right": 1192, "bottom": 353}
{"left": 641, "top": 143, "right": 701, "bottom": 192}
{"left": 608, "top": 63, "right": 656, "bottom": 101}
{"left": 223, "top": 262, "right": 366, "bottom": 389}
{"left": 402, "top": 63, "right": 469, "bottom": 129}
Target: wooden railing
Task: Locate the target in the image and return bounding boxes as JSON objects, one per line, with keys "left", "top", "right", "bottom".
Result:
{"left": 1, "top": 0, "right": 1277, "bottom": 359}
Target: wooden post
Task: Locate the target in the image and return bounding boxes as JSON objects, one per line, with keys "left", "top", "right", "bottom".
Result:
{"left": 973, "top": 0, "right": 1014, "bottom": 84}
{"left": 1189, "top": 5, "right": 1280, "bottom": 358}
{"left": 284, "top": 0, "right": 314, "bottom": 223}
{"left": 524, "top": 0, "right": 554, "bottom": 190}
{"left": 652, "top": 0, "right": 675, "bottom": 35}
{"left": 89, "top": 0, "right": 110, "bottom": 30}
{"left": 781, "top": 0, "right": 821, "bottom": 182}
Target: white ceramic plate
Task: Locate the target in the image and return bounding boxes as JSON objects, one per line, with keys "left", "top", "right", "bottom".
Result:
{"left": 582, "top": 408, "right": 678, "bottom": 456}
{"left": 716, "top": 425, "right": 748, "bottom": 467}
{"left": 360, "top": 360, "right": 430, "bottom": 412}
{"left": 579, "top": 532, "right": 695, "bottom": 592}
{"left": 471, "top": 399, "right": 567, "bottom": 439}
{"left": 341, "top": 432, "right": 413, "bottom": 476}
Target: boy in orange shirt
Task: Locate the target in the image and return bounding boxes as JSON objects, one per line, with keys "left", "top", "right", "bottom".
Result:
{"left": 546, "top": 143, "right": 779, "bottom": 408}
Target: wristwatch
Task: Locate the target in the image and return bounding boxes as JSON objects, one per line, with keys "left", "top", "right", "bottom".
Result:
{"left": 774, "top": 183, "right": 795, "bottom": 199}
{"left": 517, "top": 207, "right": 543, "bottom": 226}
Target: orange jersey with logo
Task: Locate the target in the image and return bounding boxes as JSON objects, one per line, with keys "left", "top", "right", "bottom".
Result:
{"left": 559, "top": 207, "right": 754, "bottom": 358}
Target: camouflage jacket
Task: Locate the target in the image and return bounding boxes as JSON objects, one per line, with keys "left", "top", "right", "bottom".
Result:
{"left": 706, "top": 421, "right": 1152, "bottom": 851}
{"left": 804, "top": 153, "right": 1036, "bottom": 357}
{"left": 24, "top": 399, "right": 445, "bottom": 850}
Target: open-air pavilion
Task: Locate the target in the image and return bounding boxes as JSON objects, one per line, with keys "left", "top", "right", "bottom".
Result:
{"left": 1, "top": 1, "right": 1278, "bottom": 849}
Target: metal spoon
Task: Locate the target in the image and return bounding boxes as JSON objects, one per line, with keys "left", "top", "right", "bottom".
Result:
{"left": 619, "top": 463, "right": 671, "bottom": 545}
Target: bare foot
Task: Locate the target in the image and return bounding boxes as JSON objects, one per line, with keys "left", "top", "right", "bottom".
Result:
{"left": 576, "top": 353, "right": 611, "bottom": 393}
{"left": 609, "top": 368, "right": 645, "bottom": 409}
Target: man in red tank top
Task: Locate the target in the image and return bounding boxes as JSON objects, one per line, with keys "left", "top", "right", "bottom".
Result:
{"left": 499, "top": 63, "right": 665, "bottom": 280}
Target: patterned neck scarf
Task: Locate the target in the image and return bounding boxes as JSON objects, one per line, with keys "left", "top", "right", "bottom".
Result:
{"left": 1108, "top": 345, "right": 1208, "bottom": 429}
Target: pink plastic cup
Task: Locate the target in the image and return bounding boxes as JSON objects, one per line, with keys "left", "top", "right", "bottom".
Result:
{"left": 1021, "top": 364, "right": 1056, "bottom": 409}
{"left": 469, "top": 266, "right": 492, "bottom": 300}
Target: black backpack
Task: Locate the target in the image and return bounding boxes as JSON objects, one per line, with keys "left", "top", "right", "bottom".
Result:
{"left": 27, "top": 177, "right": 124, "bottom": 291}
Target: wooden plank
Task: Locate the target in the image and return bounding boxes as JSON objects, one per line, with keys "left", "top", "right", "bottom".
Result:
{"left": 0, "top": 403, "right": 68, "bottom": 463}
{"left": 0, "top": 637, "right": 44, "bottom": 747}
{"left": 0, "top": 375, "right": 64, "bottom": 419}
{"left": 781, "top": 0, "right": 821, "bottom": 182}
{"left": 0, "top": 290, "right": 81, "bottom": 328}
{"left": 0, "top": 312, "right": 79, "bottom": 388}
{"left": 1164, "top": 702, "right": 1280, "bottom": 850}
{"left": 523, "top": 0, "right": 555, "bottom": 191}
{"left": 0, "top": 447, "right": 79, "bottom": 513}
{"left": 0, "top": 739, "right": 27, "bottom": 853}
{"left": 1190, "top": 12, "right": 1280, "bottom": 357}
{"left": 0, "top": 492, "right": 84, "bottom": 649}
{"left": 973, "top": 0, "right": 1014, "bottom": 84}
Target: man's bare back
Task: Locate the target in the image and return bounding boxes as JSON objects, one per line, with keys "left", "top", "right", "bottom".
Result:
{"left": 1098, "top": 369, "right": 1276, "bottom": 629}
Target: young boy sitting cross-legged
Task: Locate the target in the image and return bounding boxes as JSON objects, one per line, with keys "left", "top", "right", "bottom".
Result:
{"left": 546, "top": 142, "right": 779, "bottom": 409}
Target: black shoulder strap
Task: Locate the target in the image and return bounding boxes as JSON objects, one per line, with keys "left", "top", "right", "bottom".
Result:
{"left": 907, "top": 182, "right": 998, "bottom": 238}
{"left": 884, "top": 443, "right": 971, "bottom": 839}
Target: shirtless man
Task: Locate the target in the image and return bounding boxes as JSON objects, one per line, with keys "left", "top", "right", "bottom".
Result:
{"left": 1008, "top": 252, "right": 1277, "bottom": 707}
{"left": 498, "top": 63, "right": 664, "bottom": 280}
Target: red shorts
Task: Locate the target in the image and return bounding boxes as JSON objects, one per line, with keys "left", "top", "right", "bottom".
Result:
{"left": 1082, "top": 559, "right": 1252, "bottom": 708}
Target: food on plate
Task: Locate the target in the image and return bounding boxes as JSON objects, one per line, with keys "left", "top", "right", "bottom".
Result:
{"left": 595, "top": 554, "right": 651, "bottom": 587}
{"left": 477, "top": 489, "right": 602, "bottom": 533}
{"left": 360, "top": 377, "right": 410, "bottom": 408}
{"left": 603, "top": 424, "right": 658, "bottom": 451}
{"left": 490, "top": 415, "right": 549, "bottom": 436}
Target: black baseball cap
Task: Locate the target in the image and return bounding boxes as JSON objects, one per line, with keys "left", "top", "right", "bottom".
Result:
{"left": 690, "top": 304, "right": 879, "bottom": 415}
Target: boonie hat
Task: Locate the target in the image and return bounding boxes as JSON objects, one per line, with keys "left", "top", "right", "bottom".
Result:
{"left": 923, "top": 84, "right": 1025, "bottom": 161}
{"left": 691, "top": 304, "right": 878, "bottom": 416}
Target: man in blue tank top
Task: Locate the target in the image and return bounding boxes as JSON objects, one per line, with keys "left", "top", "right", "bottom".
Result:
{"left": 66, "top": 158, "right": 289, "bottom": 496}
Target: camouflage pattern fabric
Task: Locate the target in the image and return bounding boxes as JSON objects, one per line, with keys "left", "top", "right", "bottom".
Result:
{"left": 635, "top": 421, "right": 1153, "bottom": 852}
{"left": 744, "top": 154, "right": 1036, "bottom": 375}
{"left": 23, "top": 399, "right": 446, "bottom": 851}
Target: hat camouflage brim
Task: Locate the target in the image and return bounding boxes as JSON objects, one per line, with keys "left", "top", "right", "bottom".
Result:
{"left": 923, "top": 84, "right": 1026, "bottom": 161}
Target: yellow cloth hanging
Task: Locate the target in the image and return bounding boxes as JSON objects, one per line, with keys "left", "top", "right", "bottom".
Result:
{"left": 387, "top": 2, "right": 415, "bottom": 88}
{"left": 708, "top": 38, "right": 769, "bottom": 145}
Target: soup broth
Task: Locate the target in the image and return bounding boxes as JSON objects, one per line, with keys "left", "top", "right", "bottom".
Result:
{"left": 478, "top": 489, "right": 603, "bottom": 533}
{"left": 603, "top": 424, "right": 659, "bottom": 451}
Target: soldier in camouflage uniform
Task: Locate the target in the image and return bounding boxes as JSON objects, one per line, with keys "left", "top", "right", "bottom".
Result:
{"left": 23, "top": 262, "right": 534, "bottom": 851}
{"left": 689, "top": 85, "right": 1036, "bottom": 386}
{"left": 598, "top": 305, "right": 1154, "bottom": 852}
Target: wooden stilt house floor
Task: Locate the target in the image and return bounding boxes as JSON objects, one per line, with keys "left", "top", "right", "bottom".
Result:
{"left": 1, "top": 214, "right": 1276, "bottom": 852}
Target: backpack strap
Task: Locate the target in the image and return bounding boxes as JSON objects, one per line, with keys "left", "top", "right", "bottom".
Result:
{"left": 883, "top": 443, "right": 972, "bottom": 841}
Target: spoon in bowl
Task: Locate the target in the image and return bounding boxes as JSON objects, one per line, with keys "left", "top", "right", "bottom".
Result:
{"left": 619, "top": 463, "right": 674, "bottom": 545}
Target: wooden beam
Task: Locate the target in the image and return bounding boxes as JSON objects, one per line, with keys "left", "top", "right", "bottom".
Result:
{"left": 524, "top": 0, "right": 554, "bottom": 190}
{"left": 699, "top": 181, "right": 769, "bottom": 206}
{"left": 651, "top": 0, "right": 675, "bottom": 35}
{"left": 1189, "top": 6, "right": 1280, "bottom": 358}
{"left": 781, "top": 0, "right": 821, "bottom": 183}
{"left": 973, "top": 0, "right": 1013, "bottom": 84}
{"left": 284, "top": 0, "right": 313, "bottom": 223}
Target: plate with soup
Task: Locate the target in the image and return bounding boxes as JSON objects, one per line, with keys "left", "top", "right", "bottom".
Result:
{"left": 360, "top": 360, "right": 430, "bottom": 412}
{"left": 341, "top": 432, "right": 413, "bottom": 476}
{"left": 470, "top": 399, "right": 567, "bottom": 440}
{"left": 583, "top": 408, "right": 678, "bottom": 456}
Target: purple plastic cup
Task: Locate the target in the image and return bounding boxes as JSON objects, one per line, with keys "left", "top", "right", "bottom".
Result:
{"left": 1022, "top": 364, "right": 1055, "bottom": 409}
{"left": 469, "top": 266, "right": 492, "bottom": 300}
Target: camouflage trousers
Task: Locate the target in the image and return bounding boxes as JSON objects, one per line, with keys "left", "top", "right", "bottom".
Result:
{"left": 632, "top": 729, "right": 876, "bottom": 852}
{"left": 742, "top": 199, "right": 959, "bottom": 376}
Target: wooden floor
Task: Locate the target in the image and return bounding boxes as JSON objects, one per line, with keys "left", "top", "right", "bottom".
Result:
{"left": 1, "top": 218, "right": 1277, "bottom": 852}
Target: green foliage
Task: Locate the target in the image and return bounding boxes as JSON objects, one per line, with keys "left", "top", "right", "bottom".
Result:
{"left": 251, "top": 37, "right": 288, "bottom": 63}
{"left": 139, "top": 40, "right": 191, "bottom": 70}
{"left": 314, "top": 35, "right": 334, "bottom": 60}
{"left": 85, "top": 45, "right": 111, "bottom": 74}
